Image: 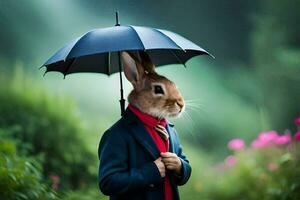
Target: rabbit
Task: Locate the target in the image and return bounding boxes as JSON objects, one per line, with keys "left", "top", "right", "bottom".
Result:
{"left": 121, "top": 51, "right": 185, "bottom": 119}
{"left": 98, "top": 51, "right": 192, "bottom": 200}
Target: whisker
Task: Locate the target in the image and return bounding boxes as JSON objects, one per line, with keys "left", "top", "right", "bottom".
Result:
{"left": 185, "top": 104, "right": 208, "bottom": 113}
{"left": 185, "top": 101, "right": 206, "bottom": 106}
{"left": 165, "top": 99, "right": 208, "bottom": 138}
{"left": 185, "top": 103, "right": 206, "bottom": 110}
{"left": 185, "top": 99, "right": 206, "bottom": 104}
{"left": 185, "top": 98, "right": 203, "bottom": 101}
{"left": 185, "top": 102, "right": 210, "bottom": 123}
{"left": 179, "top": 111, "right": 195, "bottom": 136}
{"left": 185, "top": 106, "right": 201, "bottom": 113}
{"left": 183, "top": 110, "right": 198, "bottom": 134}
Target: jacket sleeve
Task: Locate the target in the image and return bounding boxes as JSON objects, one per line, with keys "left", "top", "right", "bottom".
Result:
{"left": 172, "top": 129, "right": 192, "bottom": 186}
{"left": 98, "top": 129, "right": 163, "bottom": 195}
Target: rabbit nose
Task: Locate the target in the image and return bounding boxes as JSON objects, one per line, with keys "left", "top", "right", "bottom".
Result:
{"left": 176, "top": 101, "right": 184, "bottom": 109}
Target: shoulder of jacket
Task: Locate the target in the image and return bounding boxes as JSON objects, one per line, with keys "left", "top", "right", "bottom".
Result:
{"left": 104, "top": 117, "right": 135, "bottom": 137}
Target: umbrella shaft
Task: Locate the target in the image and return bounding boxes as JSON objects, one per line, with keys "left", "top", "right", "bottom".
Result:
{"left": 118, "top": 51, "right": 125, "bottom": 116}
{"left": 115, "top": 11, "right": 120, "bottom": 26}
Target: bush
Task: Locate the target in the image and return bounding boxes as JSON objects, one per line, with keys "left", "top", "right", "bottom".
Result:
{"left": 0, "top": 129, "right": 58, "bottom": 200}
{"left": 0, "top": 67, "right": 97, "bottom": 190}
{"left": 61, "top": 188, "right": 107, "bottom": 200}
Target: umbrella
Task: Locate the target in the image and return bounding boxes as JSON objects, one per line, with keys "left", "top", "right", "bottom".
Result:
{"left": 41, "top": 12, "right": 213, "bottom": 116}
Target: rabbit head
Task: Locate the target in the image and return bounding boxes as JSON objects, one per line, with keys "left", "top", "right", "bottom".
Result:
{"left": 121, "top": 51, "right": 185, "bottom": 119}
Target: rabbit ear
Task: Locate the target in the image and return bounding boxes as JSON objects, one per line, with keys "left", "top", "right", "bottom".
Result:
{"left": 139, "top": 51, "right": 156, "bottom": 74}
{"left": 121, "top": 51, "right": 144, "bottom": 89}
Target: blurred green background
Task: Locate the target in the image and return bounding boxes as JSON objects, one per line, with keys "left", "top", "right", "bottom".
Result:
{"left": 0, "top": 0, "right": 299, "bottom": 199}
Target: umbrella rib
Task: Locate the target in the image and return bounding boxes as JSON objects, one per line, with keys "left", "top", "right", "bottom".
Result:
{"left": 152, "top": 28, "right": 186, "bottom": 52}
{"left": 168, "top": 49, "right": 187, "bottom": 68}
{"left": 128, "top": 25, "right": 145, "bottom": 50}
{"left": 108, "top": 52, "right": 111, "bottom": 75}
{"left": 63, "top": 58, "right": 76, "bottom": 79}
{"left": 64, "top": 29, "right": 95, "bottom": 61}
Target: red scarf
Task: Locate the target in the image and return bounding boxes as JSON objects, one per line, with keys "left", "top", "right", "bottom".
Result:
{"left": 128, "top": 104, "right": 173, "bottom": 200}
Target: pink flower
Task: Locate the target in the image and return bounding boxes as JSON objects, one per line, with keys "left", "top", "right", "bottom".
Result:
{"left": 274, "top": 134, "right": 291, "bottom": 145}
{"left": 267, "top": 163, "right": 278, "bottom": 172}
{"left": 251, "top": 131, "right": 279, "bottom": 149}
{"left": 295, "top": 131, "right": 300, "bottom": 141}
{"left": 225, "top": 155, "right": 237, "bottom": 167}
{"left": 258, "top": 131, "right": 279, "bottom": 143}
{"left": 294, "top": 117, "right": 300, "bottom": 125}
{"left": 228, "top": 138, "right": 245, "bottom": 151}
{"left": 50, "top": 175, "right": 60, "bottom": 183}
{"left": 50, "top": 175, "right": 60, "bottom": 191}
{"left": 251, "top": 139, "right": 267, "bottom": 149}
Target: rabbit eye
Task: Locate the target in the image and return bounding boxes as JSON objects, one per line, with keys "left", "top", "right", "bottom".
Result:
{"left": 153, "top": 85, "right": 164, "bottom": 95}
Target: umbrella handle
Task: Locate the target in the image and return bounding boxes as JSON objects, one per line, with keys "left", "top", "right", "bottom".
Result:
{"left": 119, "top": 98, "right": 125, "bottom": 116}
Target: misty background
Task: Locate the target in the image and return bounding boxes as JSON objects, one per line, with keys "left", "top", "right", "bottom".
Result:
{"left": 0, "top": 0, "right": 299, "bottom": 199}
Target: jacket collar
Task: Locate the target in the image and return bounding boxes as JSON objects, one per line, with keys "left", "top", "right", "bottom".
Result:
{"left": 122, "top": 107, "right": 175, "bottom": 159}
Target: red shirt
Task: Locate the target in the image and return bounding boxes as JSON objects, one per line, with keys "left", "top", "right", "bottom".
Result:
{"left": 128, "top": 104, "right": 173, "bottom": 200}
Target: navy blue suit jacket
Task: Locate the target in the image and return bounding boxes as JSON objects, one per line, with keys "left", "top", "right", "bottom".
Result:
{"left": 98, "top": 108, "right": 191, "bottom": 200}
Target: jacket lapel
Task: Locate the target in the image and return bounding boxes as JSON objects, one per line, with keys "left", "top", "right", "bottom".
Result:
{"left": 123, "top": 109, "right": 160, "bottom": 160}
{"left": 166, "top": 123, "right": 175, "bottom": 153}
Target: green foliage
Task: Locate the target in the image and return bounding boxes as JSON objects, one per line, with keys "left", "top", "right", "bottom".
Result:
{"left": 62, "top": 188, "right": 107, "bottom": 200}
{"left": 0, "top": 131, "right": 58, "bottom": 200}
{"left": 0, "top": 67, "right": 97, "bottom": 190}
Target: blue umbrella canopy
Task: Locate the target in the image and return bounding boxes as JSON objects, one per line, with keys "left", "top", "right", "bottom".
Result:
{"left": 43, "top": 25, "right": 213, "bottom": 75}
{"left": 41, "top": 13, "right": 213, "bottom": 115}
